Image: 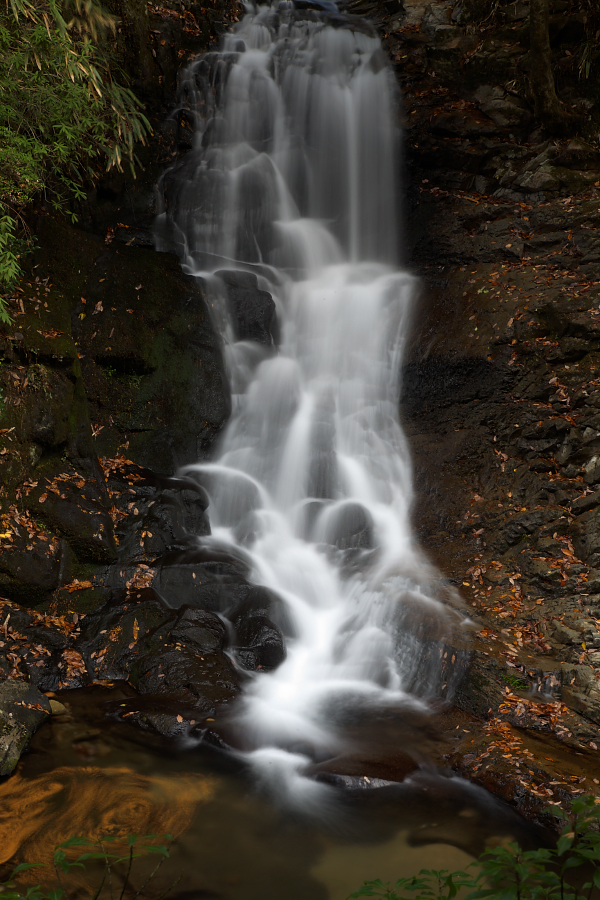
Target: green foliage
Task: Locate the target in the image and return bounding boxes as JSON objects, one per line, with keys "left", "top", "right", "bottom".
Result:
{"left": 349, "top": 870, "right": 466, "bottom": 900}
{"left": 500, "top": 672, "right": 528, "bottom": 692}
{"left": 0, "top": 833, "right": 176, "bottom": 900}
{"left": 0, "top": 215, "right": 19, "bottom": 323}
{"left": 0, "top": 0, "right": 152, "bottom": 305}
{"left": 348, "top": 795, "right": 600, "bottom": 900}
{"left": 578, "top": 40, "right": 600, "bottom": 80}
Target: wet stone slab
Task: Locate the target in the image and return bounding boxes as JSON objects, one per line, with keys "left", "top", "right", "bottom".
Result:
{"left": 0, "top": 679, "right": 50, "bottom": 776}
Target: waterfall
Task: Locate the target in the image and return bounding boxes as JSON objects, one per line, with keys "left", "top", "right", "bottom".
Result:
{"left": 156, "top": 1, "right": 465, "bottom": 800}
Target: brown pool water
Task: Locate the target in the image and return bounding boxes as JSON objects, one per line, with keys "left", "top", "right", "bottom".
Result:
{"left": 0, "top": 686, "right": 544, "bottom": 900}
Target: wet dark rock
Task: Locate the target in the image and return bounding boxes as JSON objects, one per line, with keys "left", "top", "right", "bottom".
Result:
{"left": 479, "top": 96, "right": 531, "bottom": 129}
{"left": 125, "top": 710, "right": 193, "bottom": 737}
{"left": 571, "top": 490, "right": 600, "bottom": 515}
{"left": 79, "top": 593, "right": 174, "bottom": 681}
{"left": 554, "top": 140, "right": 600, "bottom": 171}
{"left": 0, "top": 536, "right": 62, "bottom": 606}
{"left": 110, "top": 470, "right": 213, "bottom": 566}
{"left": 21, "top": 637, "right": 79, "bottom": 692}
{"left": 215, "top": 270, "right": 277, "bottom": 345}
{"left": 561, "top": 665, "right": 600, "bottom": 726}
{"left": 584, "top": 456, "right": 600, "bottom": 485}
{"left": 152, "top": 565, "right": 231, "bottom": 612}
{"left": 0, "top": 679, "right": 51, "bottom": 776}
{"left": 53, "top": 585, "right": 113, "bottom": 616}
{"left": 234, "top": 615, "right": 286, "bottom": 670}
{"left": 75, "top": 581, "right": 278, "bottom": 712}
{"left": 547, "top": 338, "right": 593, "bottom": 364}
{"left": 18, "top": 370, "right": 75, "bottom": 448}
{"left": 452, "top": 653, "right": 507, "bottom": 719}
{"left": 134, "top": 647, "right": 240, "bottom": 712}
{"left": 323, "top": 502, "right": 374, "bottom": 551}
{"left": 139, "top": 489, "right": 210, "bottom": 558}
{"left": 151, "top": 548, "right": 252, "bottom": 611}
{"left": 572, "top": 508, "right": 600, "bottom": 564}
{"left": 230, "top": 586, "right": 287, "bottom": 671}
{"left": 27, "top": 470, "right": 118, "bottom": 564}
{"left": 402, "top": 356, "right": 505, "bottom": 416}
{"left": 170, "top": 607, "right": 227, "bottom": 653}
{"left": 521, "top": 418, "right": 569, "bottom": 441}
{"left": 229, "top": 585, "right": 293, "bottom": 635}
{"left": 134, "top": 469, "right": 211, "bottom": 505}
{"left": 491, "top": 508, "right": 562, "bottom": 552}
{"left": 110, "top": 691, "right": 231, "bottom": 742}
{"left": 0, "top": 602, "right": 76, "bottom": 693}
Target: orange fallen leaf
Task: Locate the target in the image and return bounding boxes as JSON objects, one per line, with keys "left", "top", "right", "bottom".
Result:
{"left": 64, "top": 579, "right": 93, "bottom": 593}
{"left": 37, "top": 329, "right": 63, "bottom": 338}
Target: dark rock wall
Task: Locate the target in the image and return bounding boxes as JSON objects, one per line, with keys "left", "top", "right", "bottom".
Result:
{"left": 376, "top": 0, "right": 600, "bottom": 818}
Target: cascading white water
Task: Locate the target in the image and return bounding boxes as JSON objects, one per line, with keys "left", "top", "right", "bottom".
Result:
{"left": 156, "top": 1, "right": 464, "bottom": 800}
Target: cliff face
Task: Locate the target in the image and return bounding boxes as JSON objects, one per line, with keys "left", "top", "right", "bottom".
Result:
{"left": 382, "top": 0, "right": 600, "bottom": 821}
{"left": 2, "top": 0, "right": 600, "bottom": 821}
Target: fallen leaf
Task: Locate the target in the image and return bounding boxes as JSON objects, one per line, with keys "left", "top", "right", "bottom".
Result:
{"left": 64, "top": 579, "right": 93, "bottom": 593}
{"left": 37, "top": 329, "right": 63, "bottom": 338}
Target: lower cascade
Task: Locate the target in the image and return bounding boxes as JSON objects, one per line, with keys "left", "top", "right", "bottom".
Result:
{"left": 157, "top": 0, "right": 465, "bottom": 798}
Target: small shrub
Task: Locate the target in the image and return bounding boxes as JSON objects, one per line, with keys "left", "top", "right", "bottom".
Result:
{"left": 0, "top": 833, "right": 177, "bottom": 900}
{"left": 0, "top": 0, "right": 152, "bottom": 318}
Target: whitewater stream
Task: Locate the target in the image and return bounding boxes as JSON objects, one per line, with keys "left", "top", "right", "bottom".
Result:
{"left": 156, "top": 0, "right": 465, "bottom": 800}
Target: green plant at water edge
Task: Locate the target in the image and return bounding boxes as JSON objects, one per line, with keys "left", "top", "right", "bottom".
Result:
{"left": 0, "top": 833, "right": 177, "bottom": 900}
{"left": 500, "top": 672, "right": 529, "bottom": 692}
{"left": 0, "top": 0, "right": 152, "bottom": 304}
{"left": 348, "top": 794, "right": 600, "bottom": 900}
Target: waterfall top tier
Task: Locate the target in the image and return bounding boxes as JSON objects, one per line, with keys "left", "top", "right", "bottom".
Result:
{"left": 158, "top": 2, "right": 400, "bottom": 275}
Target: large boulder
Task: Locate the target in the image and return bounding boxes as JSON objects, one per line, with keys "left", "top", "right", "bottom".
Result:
{"left": 229, "top": 586, "right": 289, "bottom": 670}
{"left": 0, "top": 680, "right": 51, "bottom": 776}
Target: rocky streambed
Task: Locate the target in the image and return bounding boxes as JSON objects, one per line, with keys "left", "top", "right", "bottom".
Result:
{"left": 2, "top": 0, "right": 600, "bottom": 838}
{"left": 394, "top": 0, "right": 600, "bottom": 823}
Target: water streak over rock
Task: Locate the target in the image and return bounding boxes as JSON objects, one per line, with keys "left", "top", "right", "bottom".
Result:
{"left": 156, "top": 1, "right": 467, "bottom": 797}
